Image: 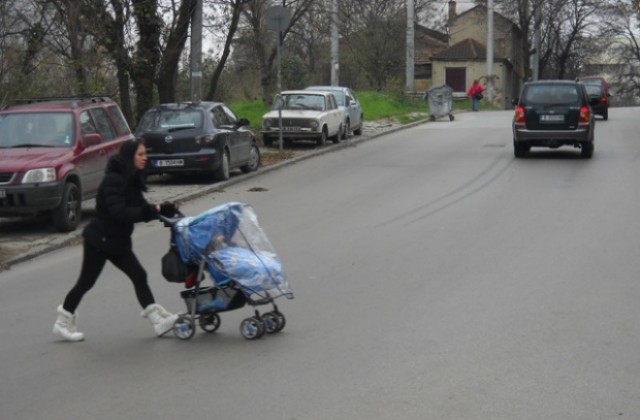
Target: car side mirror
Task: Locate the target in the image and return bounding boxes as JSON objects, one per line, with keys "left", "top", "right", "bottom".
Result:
{"left": 81, "top": 133, "right": 102, "bottom": 148}
{"left": 238, "top": 118, "right": 250, "bottom": 127}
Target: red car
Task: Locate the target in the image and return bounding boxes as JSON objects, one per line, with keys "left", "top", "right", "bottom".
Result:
{"left": 0, "top": 97, "right": 134, "bottom": 231}
{"left": 578, "top": 76, "right": 610, "bottom": 120}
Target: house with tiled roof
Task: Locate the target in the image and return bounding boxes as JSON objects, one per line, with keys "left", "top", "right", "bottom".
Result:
{"left": 414, "top": 24, "right": 449, "bottom": 92}
{"left": 428, "top": 1, "right": 526, "bottom": 109}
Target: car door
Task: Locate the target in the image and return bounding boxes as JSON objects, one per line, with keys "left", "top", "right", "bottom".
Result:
{"left": 346, "top": 89, "right": 362, "bottom": 128}
{"left": 219, "top": 104, "right": 251, "bottom": 166}
{"left": 75, "top": 110, "right": 106, "bottom": 195}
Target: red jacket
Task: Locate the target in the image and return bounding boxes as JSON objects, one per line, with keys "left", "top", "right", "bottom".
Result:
{"left": 467, "top": 83, "right": 484, "bottom": 98}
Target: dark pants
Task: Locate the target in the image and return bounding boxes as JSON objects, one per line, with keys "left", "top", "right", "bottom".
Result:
{"left": 63, "top": 242, "right": 155, "bottom": 313}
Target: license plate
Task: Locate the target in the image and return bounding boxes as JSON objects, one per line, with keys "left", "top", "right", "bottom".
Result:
{"left": 282, "top": 127, "right": 301, "bottom": 131}
{"left": 540, "top": 114, "right": 564, "bottom": 122}
{"left": 0, "top": 189, "right": 5, "bottom": 199}
{"left": 154, "top": 159, "right": 184, "bottom": 167}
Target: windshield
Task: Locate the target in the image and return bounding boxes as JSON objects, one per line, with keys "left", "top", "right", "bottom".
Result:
{"left": 522, "top": 84, "right": 580, "bottom": 106}
{"left": 0, "top": 112, "right": 74, "bottom": 148}
{"left": 137, "top": 108, "right": 203, "bottom": 132}
{"left": 273, "top": 94, "right": 326, "bottom": 111}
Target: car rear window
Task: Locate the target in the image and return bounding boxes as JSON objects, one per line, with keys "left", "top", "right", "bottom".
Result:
{"left": 585, "top": 85, "right": 602, "bottom": 96}
{"left": 523, "top": 84, "right": 580, "bottom": 105}
{"left": 137, "top": 109, "right": 203, "bottom": 132}
{"left": 0, "top": 112, "right": 74, "bottom": 147}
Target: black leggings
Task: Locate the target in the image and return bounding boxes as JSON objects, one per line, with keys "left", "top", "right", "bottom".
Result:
{"left": 63, "top": 242, "right": 155, "bottom": 313}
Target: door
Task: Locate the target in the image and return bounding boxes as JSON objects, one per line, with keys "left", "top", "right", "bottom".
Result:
{"left": 445, "top": 67, "right": 467, "bottom": 93}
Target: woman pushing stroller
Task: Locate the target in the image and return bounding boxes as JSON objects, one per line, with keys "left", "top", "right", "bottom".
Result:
{"left": 53, "top": 139, "right": 180, "bottom": 341}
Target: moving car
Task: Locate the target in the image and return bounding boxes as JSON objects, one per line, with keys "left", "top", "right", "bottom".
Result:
{"left": 580, "top": 77, "right": 610, "bottom": 120}
{"left": 511, "top": 80, "right": 597, "bottom": 158}
{"left": 0, "top": 96, "right": 134, "bottom": 232}
{"left": 136, "top": 102, "right": 260, "bottom": 181}
{"left": 261, "top": 90, "right": 343, "bottom": 147}
{"left": 304, "top": 85, "right": 363, "bottom": 137}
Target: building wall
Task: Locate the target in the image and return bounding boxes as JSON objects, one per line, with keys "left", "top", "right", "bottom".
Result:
{"left": 432, "top": 60, "right": 516, "bottom": 109}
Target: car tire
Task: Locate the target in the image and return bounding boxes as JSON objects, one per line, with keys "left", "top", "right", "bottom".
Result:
{"left": 316, "top": 128, "right": 327, "bottom": 147}
{"left": 343, "top": 120, "right": 350, "bottom": 138}
{"left": 581, "top": 143, "right": 594, "bottom": 159}
{"left": 52, "top": 182, "right": 81, "bottom": 232}
{"left": 513, "top": 142, "right": 528, "bottom": 158}
{"left": 332, "top": 125, "right": 342, "bottom": 144}
{"left": 212, "top": 147, "right": 230, "bottom": 181}
{"left": 240, "top": 143, "right": 261, "bottom": 173}
{"left": 353, "top": 122, "right": 363, "bottom": 136}
{"left": 603, "top": 108, "right": 608, "bottom": 121}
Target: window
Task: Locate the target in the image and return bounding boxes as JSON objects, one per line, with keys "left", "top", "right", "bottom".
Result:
{"left": 90, "top": 108, "right": 117, "bottom": 142}
{"left": 79, "top": 111, "right": 98, "bottom": 135}
{"left": 108, "top": 105, "right": 131, "bottom": 135}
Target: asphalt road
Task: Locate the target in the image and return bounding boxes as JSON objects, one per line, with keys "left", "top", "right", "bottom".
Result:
{"left": 0, "top": 118, "right": 407, "bottom": 267}
{"left": 2, "top": 108, "right": 640, "bottom": 420}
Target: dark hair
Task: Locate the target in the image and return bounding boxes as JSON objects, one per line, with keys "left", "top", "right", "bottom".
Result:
{"left": 118, "top": 139, "right": 148, "bottom": 191}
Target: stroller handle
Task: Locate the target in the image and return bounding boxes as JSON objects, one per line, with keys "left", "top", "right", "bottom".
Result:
{"left": 157, "top": 209, "right": 186, "bottom": 228}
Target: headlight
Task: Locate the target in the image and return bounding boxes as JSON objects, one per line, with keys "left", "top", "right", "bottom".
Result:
{"left": 195, "top": 134, "right": 214, "bottom": 145}
{"left": 22, "top": 168, "right": 57, "bottom": 184}
{"left": 310, "top": 120, "right": 319, "bottom": 130}
{"left": 263, "top": 119, "right": 273, "bottom": 129}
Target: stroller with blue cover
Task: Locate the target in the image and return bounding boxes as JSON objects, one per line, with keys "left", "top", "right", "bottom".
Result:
{"left": 160, "top": 202, "right": 293, "bottom": 340}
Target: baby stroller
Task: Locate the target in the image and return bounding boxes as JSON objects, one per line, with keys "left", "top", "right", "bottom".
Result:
{"left": 159, "top": 202, "right": 294, "bottom": 340}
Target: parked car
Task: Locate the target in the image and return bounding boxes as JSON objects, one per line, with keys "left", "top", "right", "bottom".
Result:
{"left": 0, "top": 96, "right": 134, "bottom": 232}
{"left": 304, "top": 85, "right": 363, "bottom": 137}
{"left": 261, "top": 90, "right": 343, "bottom": 147}
{"left": 511, "top": 79, "right": 597, "bottom": 158}
{"left": 580, "top": 77, "right": 610, "bottom": 120}
{"left": 135, "top": 102, "right": 260, "bottom": 181}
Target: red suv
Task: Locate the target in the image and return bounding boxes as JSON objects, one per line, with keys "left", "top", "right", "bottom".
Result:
{"left": 0, "top": 97, "right": 134, "bottom": 231}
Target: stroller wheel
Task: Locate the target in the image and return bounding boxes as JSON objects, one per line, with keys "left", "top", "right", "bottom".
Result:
{"left": 199, "top": 313, "right": 221, "bottom": 333}
{"left": 240, "top": 316, "right": 265, "bottom": 340}
{"left": 174, "top": 315, "right": 196, "bottom": 340}
{"left": 264, "top": 311, "right": 286, "bottom": 333}
{"left": 261, "top": 312, "right": 280, "bottom": 334}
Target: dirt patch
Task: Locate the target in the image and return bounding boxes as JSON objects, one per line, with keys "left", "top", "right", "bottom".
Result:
{"left": 260, "top": 150, "right": 297, "bottom": 167}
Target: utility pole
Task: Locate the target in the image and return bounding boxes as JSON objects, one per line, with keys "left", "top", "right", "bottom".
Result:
{"left": 533, "top": 0, "right": 541, "bottom": 80}
{"left": 190, "top": 0, "right": 202, "bottom": 104}
{"left": 406, "top": 0, "right": 415, "bottom": 93}
{"left": 486, "top": 0, "right": 494, "bottom": 102}
{"left": 331, "top": 0, "right": 339, "bottom": 86}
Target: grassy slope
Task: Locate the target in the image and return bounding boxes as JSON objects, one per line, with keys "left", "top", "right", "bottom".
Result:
{"left": 230, "top": 91, "right": 485, "bottom": 131}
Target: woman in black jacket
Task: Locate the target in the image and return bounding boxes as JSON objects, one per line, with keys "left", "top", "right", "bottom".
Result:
{"left": 53, "top": 139, "right": 179, "bottom": 341}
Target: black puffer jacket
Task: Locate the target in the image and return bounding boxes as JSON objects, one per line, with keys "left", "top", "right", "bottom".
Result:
{"left": 83, "top": 140, "right": 157, "bottom": 255}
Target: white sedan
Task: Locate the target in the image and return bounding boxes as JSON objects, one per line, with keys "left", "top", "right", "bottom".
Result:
{"left": 261, "top": 90, "right": 343, "bottom": 147}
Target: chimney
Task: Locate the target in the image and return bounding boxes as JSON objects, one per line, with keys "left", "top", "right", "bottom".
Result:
{"left": 448, "top": 1, "right": 457, "bottom": 22}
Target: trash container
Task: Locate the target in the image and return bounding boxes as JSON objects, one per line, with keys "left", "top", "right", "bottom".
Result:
{"left": 425, "top": 85, "right": 454, "bottom": 121}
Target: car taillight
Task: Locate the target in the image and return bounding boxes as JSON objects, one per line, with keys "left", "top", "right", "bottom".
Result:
{"left": 601, "top": 96, "right": 608, "bottom": 105}
{"left": 579, "top": 106, "right": 590, "bottom": 123}
{"left": 514, "top": 105, "right": 526, "bottom": 129}
{"left": 514, "top": 105, "right": 525, "bottom": 122}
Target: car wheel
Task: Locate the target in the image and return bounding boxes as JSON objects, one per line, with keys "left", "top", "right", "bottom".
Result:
{"left": 332, "top": 125, "right": 342, "bottom": 144}
{"left": 353, "top": 116, "right": 363, "bottom": 135}
{"left": 241, "top": 143, "right": 261, "bottom": 173}
{"left": 514, "top": 141, "right": 528, "bottom": 158}
{"left": 603, "top": 108, "right": 608, "bottom": 121}
{"left": 52, "top": 182, "right": 81, "bottom": 232}
{"left": 343, "top": 120, "right": 350, "bottom": 138}
{"left": 212, "top": 147, "right": 230, "bottom": 181}
{"left": 316, "top": 128, "right": 327, "bottom": 147}
{"left": 581, "top": 143, "right": 594, "bottom": 158}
